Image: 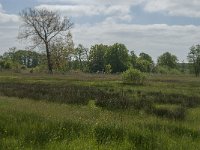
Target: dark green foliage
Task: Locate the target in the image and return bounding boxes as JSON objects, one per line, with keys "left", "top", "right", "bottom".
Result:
{"left": 88, "top": 43, "right": 130, "bottom": 73}
{"left": 133, "top": 96, "right": 154, "bottom": 112}
{"left": 74, "top": 44, "right": 89, "bottom": 71}
{"left": 134, "top": 52, "right": 154, "bottom": 73}
{"left": 1, "top": 49, "right": 41, "bottom": 69}
{"left": 105, "top": 43, "right": 129, "bottom": 73}
{"left": 0, "top": 82, "right": 96, "bottom": 105}
{"left": 136, "top": 58, "right": 153, "bottom": 73}
{"left": 147, "top": 91, "right": 200, "bottom": 107}
{"left": 95, "top": 90, "right": 134, "bottom": 110}
{"left": 188, "top": 45, "right": 200, "bottom": 76}
{"left": 0, "top": 82, "right": 134, "bottom": 110}
{"left": 13, "top": 50, "right": 41, "bottom": 68}
{"left": 129, "top": 51, "right": 137, "bottom": 68}
{"left": 152, "top": 106, "right": 186, "bottom": 120}
{"left": 1, "top": 79, "right": 199, "bottom": 116}
{"left": 0, "top": 59, "right": 13, "bottom": 69}
{"left": 89, "top": 44, "right": 108, "bottom": 72}
{"left": 157, "top": 52, "right": 178, "bottom": 69}
{"left": 139, "top": 52, "right": 154, "bottom": 64}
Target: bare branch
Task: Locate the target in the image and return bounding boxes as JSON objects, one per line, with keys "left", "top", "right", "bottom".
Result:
{"left": 18, "top": 8, "right": 73, "bottom": 73}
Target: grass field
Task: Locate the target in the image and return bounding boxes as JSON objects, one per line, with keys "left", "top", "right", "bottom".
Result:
{"left": 0, "top": 72, "right": 200, "bottom": 149}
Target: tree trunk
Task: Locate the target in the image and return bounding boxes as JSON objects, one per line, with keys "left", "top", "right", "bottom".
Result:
{"left": 45, "top": 43, "right": 53, "bottom": 74}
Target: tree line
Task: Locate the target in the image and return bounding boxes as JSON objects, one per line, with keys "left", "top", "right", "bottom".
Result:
{"left": 0, "top": 43, "right": 199, "bottom": 76}
{"left": 0, "top": 8, "right": 200, "bottom": 76}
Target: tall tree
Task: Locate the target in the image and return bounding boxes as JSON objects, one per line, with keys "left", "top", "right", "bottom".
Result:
{"left": 129, "top": 51, "right": 137, "bottom": 68}
{"left": 105, "top": 43, "right": 129, "bottom": 73}
{"left": 74, "top": 44, "right": 89, "bottom": 71}
{"left": 88, "top": 44, "right": 108, "bottom": 72}
{"left": 157, "top": 52, "right": 178, "bottom": 69}
{"left": 188, "top": 45, "right": 200, "bottom": 77}
{"left": 1, "top": 48, "right": 41, "bottom": 69}
{"left": 136, "top": 58, "right": 152, "bottom": 73}
{"left": 18, "top": 8, "right": 73, "bottom": 73}
{"left": 12, "top": 50, "right": 41, "bottom": 68}
{"left": 139, "top": 52, "right": 153, "bottom": 64}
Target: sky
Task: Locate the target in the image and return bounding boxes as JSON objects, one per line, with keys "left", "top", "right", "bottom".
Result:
{"left": 1, "top": 0, "right": 200, "bottom": 62}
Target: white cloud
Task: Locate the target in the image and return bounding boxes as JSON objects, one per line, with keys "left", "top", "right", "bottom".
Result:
{"left": 72, "top": 22, "right": 200, "bottom": 61}
{"left": 35, "top": 0, "right": 200, "bottom": 18}
{"left": 0, "top": 13, "right": 19, "bottom": 23}
{"left": 35, "top": 4, "right": 131, "bottom": 17}
{"left": 0, "top": 3, "right": 21, "bottom": 53}
{"left": 144, "top": 0, "right": 200, "bottom": 18}
{"left": 35, "top": 4, "right": 133, "bottom": 23}
{"left": 0, "top": 20, "right": 199, "bottom": 61}
{"left": 36, "top": 5, "right": 102, "bottom": 17}
{"left": 0, "top": 26, "right": 22, "bottom": 54}
{"left": 37, "top": 0, "right": 145, "bottom": 6}
{"left": 0, "top": 3, "right": 19, "bottom": 23}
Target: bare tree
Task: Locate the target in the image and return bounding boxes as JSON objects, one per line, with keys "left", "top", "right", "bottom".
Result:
{"left": 18, "top": 8, "right": 73, "bottom": 73}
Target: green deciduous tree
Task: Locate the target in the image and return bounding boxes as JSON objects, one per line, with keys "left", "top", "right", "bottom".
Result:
{"left": 0, "top": 48, "right": 41, "bottom": 70}
{"left": 136, "top": 52, "right": 154, "bottom": 73}
{"left": 105, "top": 43, "right": 129, "bottom": 73}
{"left": 129, "top": 51, "right": 138, "bottom": 68}
{"left": 157, "top": 52, "right": 178, "bottom": 69}
{"left": 188, "top": 45, "right": 200, "bottom": 77}
{"left": 88, "top": 44, "right": 108, "bottom": 73}
{"left": 139, "top": 52, "right": 153, "bottom": 64}
{"left": 12, "top": 50, "right": 41, "bottom": 68}
{"left": 74, "top": 44, "right": 89, "bottom": 71}
{"left": 136, "top": 58, "right": 152, "bottom": 73}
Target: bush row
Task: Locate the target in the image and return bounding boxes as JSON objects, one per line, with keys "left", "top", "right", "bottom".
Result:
{"left": 0, "top": 82, "right": 194, "bottom": 120}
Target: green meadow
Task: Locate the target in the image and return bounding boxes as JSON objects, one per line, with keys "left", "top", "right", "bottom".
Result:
{"left": 0, "top": 72, "right": 200, "bottom": 149}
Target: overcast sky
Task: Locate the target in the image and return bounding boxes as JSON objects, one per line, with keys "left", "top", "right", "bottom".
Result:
{"left": 1, "top": 0, "right": 200, "bottom": 61}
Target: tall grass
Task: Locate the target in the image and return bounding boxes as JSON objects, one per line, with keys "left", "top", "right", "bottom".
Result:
{"left": 1, "top": 97, "right": 200, "bottom": 149}
{"left": 0, "top": 73, "right": 200, "bottom": 149}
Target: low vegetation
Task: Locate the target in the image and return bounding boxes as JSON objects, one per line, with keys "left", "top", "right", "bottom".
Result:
{"left": 0, "top": 72, "right": 200, "bottom": 149}
{"left": 122, "top": 68, "right": 146, "bottom": 85}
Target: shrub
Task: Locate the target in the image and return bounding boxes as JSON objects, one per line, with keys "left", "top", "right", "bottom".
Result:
{"left": 155, "top": 66, "right": 181, "bottom": 75}
{"left": 122, "top": 68, "right": 146, "bottom": 85}
{"left": 105, "top": 64, "right": 112, "bottom": 74}
{"left": 33, "top": 65, "right": 47, "bottom": 73}
{"left": 168, "top": 68, "right": 181, "bottom": 75}
{"left": 3, "top": 60, "right": 13, "bottom": 69}
{"left": 155, "top": 66, "right": 169, "bottom": 74}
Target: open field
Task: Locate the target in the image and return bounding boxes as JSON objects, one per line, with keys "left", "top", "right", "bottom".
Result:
{"left": 0, "top": 72, "right": 200, "bottom": 149}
